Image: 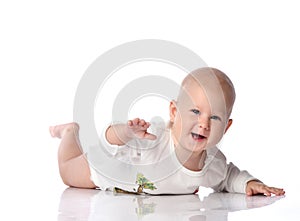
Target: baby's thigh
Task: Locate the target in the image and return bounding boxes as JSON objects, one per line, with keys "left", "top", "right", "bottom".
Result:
{"left": 60, "top": 154, "right": 97, "bottom": 188}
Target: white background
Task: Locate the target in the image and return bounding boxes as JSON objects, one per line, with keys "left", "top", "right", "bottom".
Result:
{"left": 1, "top": 1, "right": 299, "bottom": 220}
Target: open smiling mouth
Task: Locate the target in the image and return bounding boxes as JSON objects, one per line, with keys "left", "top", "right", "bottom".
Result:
{"left": 191, "top": 132, "right": 206, "bottom": 141}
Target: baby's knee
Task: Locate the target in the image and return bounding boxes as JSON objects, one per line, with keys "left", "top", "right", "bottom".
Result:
{"left": 64, "top": 122, "right": 79, "bottom": 133}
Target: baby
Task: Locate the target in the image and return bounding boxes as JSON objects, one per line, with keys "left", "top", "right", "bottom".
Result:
{"left": 50, "top": 67, "right": 285, "bottom": 196}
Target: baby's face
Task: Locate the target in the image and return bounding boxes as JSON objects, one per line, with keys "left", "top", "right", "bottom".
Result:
{"left": 170, "top": 77, "right": 230, "bottom": 152}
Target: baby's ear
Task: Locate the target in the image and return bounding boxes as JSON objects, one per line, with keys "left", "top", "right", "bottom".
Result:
{"left": 224, "top": 119, "right": 233, "bottom": 133}
{"left": 169, "top": 100, "right": 177, "bottom": 123}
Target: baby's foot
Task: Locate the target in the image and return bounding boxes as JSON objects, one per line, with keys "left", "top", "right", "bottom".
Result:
{"left": 49, "top": 122, "right": 79, "bottom": 138}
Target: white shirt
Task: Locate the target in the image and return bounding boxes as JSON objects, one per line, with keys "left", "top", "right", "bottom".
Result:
{"left": 88, "top": 120, "right": 256, "bottom": 194}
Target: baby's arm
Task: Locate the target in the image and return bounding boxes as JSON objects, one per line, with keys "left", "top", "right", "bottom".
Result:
{"left": 223, "top": 160, "right": 285, "bottom": 196}
{"left": 105, "top": 118, "right": 157, "bottom": 146}
{"left": 211, "top": 150, "right": 285, "bottom": 196}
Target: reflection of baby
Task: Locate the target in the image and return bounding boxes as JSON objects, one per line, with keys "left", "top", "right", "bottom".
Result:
{"left": 50, "top": 67, "right": 285, "bottom": 196}
{"left": 58, "top": 188, "right": 283, "bottom": 221}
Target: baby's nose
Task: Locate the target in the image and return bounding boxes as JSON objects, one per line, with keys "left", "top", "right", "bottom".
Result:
{"left": 198, "top": 116, "right": 210, "bottom": 130}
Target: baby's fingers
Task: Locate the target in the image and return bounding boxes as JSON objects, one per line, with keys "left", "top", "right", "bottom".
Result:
{"left": 130, "top": 118, "right": 140, "bottom": 126}
{"left": 265, "top": 187, "right": 285, "bottom": 196}
{"left": 128, "top": 118, "right": 150, "bottom": 128}
{"left": 139, "top": 119, "right": 147, "bottom": 127}
{"left": 127, "top": 118, "right": 139, "bottom": 127}
{"left": 248, "top": 185, "right": 285, "bottom": 196}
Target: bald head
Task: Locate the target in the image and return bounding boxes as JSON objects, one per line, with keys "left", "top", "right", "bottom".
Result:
{"left": 179, "top": 67, "right": 236, "bottom": 118}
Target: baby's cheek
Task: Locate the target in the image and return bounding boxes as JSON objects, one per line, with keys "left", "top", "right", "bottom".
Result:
{"left": 207, "top": 123, "right": 226, "bottom": 147}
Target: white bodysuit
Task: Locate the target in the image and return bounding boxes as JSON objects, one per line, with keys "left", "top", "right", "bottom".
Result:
{"left": 88, "top": 120, "right": 257, "bottom": 195}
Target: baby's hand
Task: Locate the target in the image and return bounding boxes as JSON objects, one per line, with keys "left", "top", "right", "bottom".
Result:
{"left": 127, "top": 118, "right": 157, "bottom": 140}
{"left": 246, "top": 180, "right": 285, "bottom": 196}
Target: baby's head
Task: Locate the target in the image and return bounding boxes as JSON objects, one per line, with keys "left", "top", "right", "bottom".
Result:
{"left": 169, "top": 67, "right": 235, "bottom": 151}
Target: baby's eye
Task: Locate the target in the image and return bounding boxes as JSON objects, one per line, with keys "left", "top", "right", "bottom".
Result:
{"left": 210, "top": 115, "right": 221, "bottom": 121}
{"left": 191, "top": 109, "right": 200, "bottom": 115}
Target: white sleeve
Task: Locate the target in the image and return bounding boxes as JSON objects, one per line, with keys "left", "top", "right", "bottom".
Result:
{"left": 214, "top": 162, "right": 259, "bottom": 193}
{"left": 210, "top": 150, "right": 259, "bottom": 193}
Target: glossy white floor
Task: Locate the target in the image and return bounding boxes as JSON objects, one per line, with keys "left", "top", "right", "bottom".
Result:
{"left": 2, "top": 169, "right": 297, "bottom": 221}
{"left": 57, "top": 187, "right": 295, "bottom": 221}
{"left": 4, "top": 184, "right": 297, "bottom": 221}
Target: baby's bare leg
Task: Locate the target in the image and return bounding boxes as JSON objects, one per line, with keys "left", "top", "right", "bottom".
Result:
{"left": 50, "top": 123, "right": 96, "bottom": 188}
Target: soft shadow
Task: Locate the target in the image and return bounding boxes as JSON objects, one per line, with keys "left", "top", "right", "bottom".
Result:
{"left": 58, "top": 188, "right": 284, "bottom": 221}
